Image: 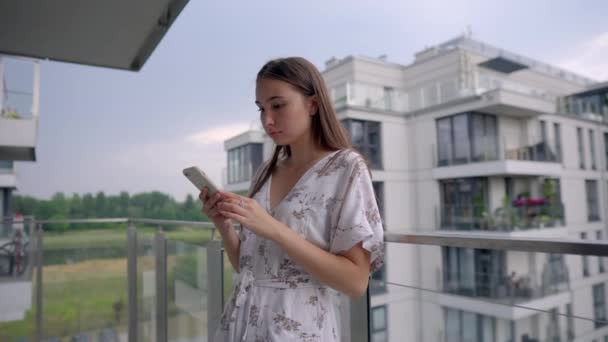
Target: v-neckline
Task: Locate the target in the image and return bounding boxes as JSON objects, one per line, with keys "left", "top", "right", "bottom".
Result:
{"left": 266, "top": 150, "right": 341, "bottom": 213}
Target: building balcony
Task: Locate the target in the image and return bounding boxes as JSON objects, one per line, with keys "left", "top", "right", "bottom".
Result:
{"left": 433, "top": 138, "right": 562, "bottom": 179}
{"left": 1, "top": 217, "right": 607, "bottom": 342}
{"left": 331, "top": 81, "right": 409, "bottom": 112}
{"left": 439, "top": 203, "right": 566, "bottom": 232}
{"left": 0, "top": 117, "right": 38, "bottom": 161}
{"left": 443, "top": 267, "right": 569, "bottom": 305}
{"left": 0, "top": 57, "right": 40, "bottom": 161}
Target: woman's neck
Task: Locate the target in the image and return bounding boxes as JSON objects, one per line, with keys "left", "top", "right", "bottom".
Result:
{"left": 285, "top": 137, "right": 329, "bottom": 170}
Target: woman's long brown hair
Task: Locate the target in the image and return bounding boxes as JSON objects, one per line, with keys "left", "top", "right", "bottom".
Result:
{"left": 248, "top": 57, "right": 353, "bottom": 197}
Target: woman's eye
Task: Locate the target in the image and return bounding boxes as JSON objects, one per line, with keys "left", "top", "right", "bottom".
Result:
{"left": 272, "top": 103, "right": 284, "bottom": 110}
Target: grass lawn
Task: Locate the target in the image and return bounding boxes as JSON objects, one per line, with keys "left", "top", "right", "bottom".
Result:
{"left": 0, "top": 225, "right": 235, "bottom": 341}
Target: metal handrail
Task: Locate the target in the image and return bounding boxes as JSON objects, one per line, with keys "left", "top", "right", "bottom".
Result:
{"left": 2, "top": 217, "right": 607, "bottom": 256}
{"left": 385, "top": 231, "right": 608, "bottom": 256}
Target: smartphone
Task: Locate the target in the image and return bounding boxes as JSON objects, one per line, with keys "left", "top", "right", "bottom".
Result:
{"left": 182, "top": 166, "right": 220, "bottom": 196}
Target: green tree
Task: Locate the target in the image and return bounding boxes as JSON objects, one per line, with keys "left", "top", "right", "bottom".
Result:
{"left": 82, "top": 193, "right": 95, "bottom": 218}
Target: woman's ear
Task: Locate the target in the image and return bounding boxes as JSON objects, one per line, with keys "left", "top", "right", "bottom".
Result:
{"left": 309, "top": 96, "right": 319, "bottom": 116}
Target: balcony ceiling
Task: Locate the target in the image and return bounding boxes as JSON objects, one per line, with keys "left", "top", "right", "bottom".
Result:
{"left": 0, "top": 0, "right": 189, "bottom": 71}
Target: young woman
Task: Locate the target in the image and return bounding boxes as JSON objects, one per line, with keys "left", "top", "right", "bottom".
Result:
{"left": 200, "top": 57, "right": 384, "bottom": 341}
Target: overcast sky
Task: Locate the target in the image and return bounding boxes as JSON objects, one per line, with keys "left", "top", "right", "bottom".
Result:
{"left": 10, "top": 0, "right": 608, "bottom": 201}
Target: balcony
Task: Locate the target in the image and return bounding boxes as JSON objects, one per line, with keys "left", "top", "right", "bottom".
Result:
{"left": 0, "top": 57, "right": 40, "bottom": 161}
{"left": 0, "top": 217, "right": 607, "bottom": 342}
{"left": 433, "top": 137, "right": 562, "bottom": 179}
{"left": 331, "top": 82, "right": 408, "bottom": 112}
{"left": 440, "top": 202, "right": 565, "bottom": 232}
{"left": 443, "top": 267, "right": 569, "bottom": 305}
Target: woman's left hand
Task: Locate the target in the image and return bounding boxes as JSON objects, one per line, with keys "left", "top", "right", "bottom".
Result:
{"left": 217, "top": 191, "right": 281, "bottom": 241}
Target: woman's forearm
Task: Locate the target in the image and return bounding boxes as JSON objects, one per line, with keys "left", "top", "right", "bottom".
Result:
{"left": 271, "top": 221, "right": 370, "bottom": 298}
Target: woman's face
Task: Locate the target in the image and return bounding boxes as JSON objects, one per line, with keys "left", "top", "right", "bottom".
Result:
{"left": 255, "top": 78, "right": 316, "bottom": 146}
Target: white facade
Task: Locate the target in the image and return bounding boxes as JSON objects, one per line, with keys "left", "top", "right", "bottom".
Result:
{"left": 224, "top": 36, "right": 608, "bottom": 342}
{"left": 0, "top": 55, "right": 40, "bottom": 323}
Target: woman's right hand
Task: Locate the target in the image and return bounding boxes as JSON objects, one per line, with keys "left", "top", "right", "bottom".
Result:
{"left": 199, "top": 188, "right": 233, "bottom": 231}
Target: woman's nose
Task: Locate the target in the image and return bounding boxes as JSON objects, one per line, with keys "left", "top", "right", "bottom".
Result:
{"left": 262, "top": 112, "right": 274, "bottom": 127}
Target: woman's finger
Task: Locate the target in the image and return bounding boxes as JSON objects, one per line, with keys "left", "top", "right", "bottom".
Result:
{"left": 220, "top": 202, "right": 248, "bottom": 216}
{"left": 219, "top": 191, "right": 242, "bottom": 201}
{"left": 219, "top": 209, "right": 246, "bottom": 224}
{"left": 198, "top": 189, "right": 207, "bottom": 202}
{"left": 206, "top": 192, "right": 223, "bottom": 209}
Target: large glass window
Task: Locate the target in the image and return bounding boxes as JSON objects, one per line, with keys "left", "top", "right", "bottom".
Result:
{"left": 566, "top": 304, "right": 574, "bottom": 341}
{"left": 440, "top": 178, "right": 488, "bottom": 230}
{"left": 0, "top": 161, "right": 13, "bottom": 174}
{"left": 582, "top": 232, "right": 590, "bottom": 277}
{"left": 590, "top": 129, "right": 597, "bottom": 170}
{"left": 226, "top": 143, "right": 263, "bottom": 184}
{"left": 586, "top": 180, "right": 600, "bottom": 222}
{"left": 598, "top": 231, "right": 605, "bottom": 273}
{"left": 342, "top": 119, "right": 382, "bottom": 169}
{"left": 578, "top": 127, "right": 585, "bottom": 169}
{"left": 443, "top": 247, "right": 505, "bottom": 297}
{"left": 372, "top": 182, "right": 385, "bottom": 220}
{"left": 445, "top": 308, "right": 496, "bottom": 342}
{"left": 593, "top": 283, "right": 607, "bottom": 329}
{"left": 540, "top": 120, "right": 547, "bottom": 144}
{"left": 436, "top": 112, "right": 498, "bottom": 166}
{"left": 604, "top": 132, "right": 608, "bottom": 170}
{"left": 371, "top": 306, "right": 387, "bottom": 342}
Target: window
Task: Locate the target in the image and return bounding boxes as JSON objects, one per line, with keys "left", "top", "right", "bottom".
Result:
{"left": 586, "top": 180, "right": 600, "bottom": 221}
{"left": 0, "top": 160, "right": 13, "bottom": 173}
{"left": 590, "top": 129, "right": 597, "bottom": 170}
{"left": 593, "top": 283, "right": 607, "bottom": 329}
{"left": 443, "top": 247, "right": 505, "bottom": 297}
{"left": 226, "top": 143, "right": 263, "bottom": 184}
{"left": 445, "top": 308, "right": 496, "bottom": 342}
{"left": 436, "top": 112, "right": 498, "bottom": 166}
{"left": 370, "top": 254, "right": 386, "bottom": 295}
{"left": 540, "top": 120, "right": 547, "bottom": 143}
{"left": 548, "top": 308, "right": 560, "bottom": 342}
{"left": 578, "top": 127, "right": 585, "bottom": 169}
{"left": 582, "top": 232, "right": 590, "bottom": 277}
{"left": 441, "top": 178, "right": 488, "bottom": 230}
{"left": 342, "top": 119, "right": 382, "bottom": 169}
{"left": 604, "top": 132, "right": 608, "bottom": 170}
{"left": 598, "top": 231, "right": 605, "bottom": 273}
{"left": 554, "top": 123, "right": 562, "bottom": 162}
{"left": 372, "top": 182, "right": 385, "bottom": 220}
{"left": 371, "top": 306, "right": 387, "bottom": 342}
{"left": 566, "top": 304, "right": 574, "bottom": 341}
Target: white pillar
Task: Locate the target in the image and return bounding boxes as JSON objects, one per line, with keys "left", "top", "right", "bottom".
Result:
{"left": 32, "top": 61, "right": 40, "bottom": 118}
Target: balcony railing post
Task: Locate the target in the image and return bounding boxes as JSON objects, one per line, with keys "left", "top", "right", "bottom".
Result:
{"left": 35, "top": 223, "right": 43, "bottom": 342}
{"left": 350, "top": 287, "right": 370, "bottom": 342}
{"left": 155, "top": 229, "right": 168, "bottom": 342}
{"left": 206, "top": 239, "right": 224, "bottom": 341}
{"left": 127, "top": 223, "right": 138, "bottom": 342}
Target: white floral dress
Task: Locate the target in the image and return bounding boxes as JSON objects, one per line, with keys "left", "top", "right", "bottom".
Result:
{"left": 213, "top": 149, "right": 384, "bottom": 342}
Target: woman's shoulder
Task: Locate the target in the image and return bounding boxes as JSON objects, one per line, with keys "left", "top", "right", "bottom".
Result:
{"left": 316, "top": 148, "right": 369, "bottom": 178}
{"left": 334, "top": 148, "right": 368, "bottom": 169}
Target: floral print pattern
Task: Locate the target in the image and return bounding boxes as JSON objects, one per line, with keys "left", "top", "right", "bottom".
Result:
{"left": 214, "top": 149, "right": 384, "bottom": 341}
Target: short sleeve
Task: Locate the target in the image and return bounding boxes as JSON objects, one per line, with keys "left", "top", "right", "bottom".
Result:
{"left": 330, "top": 153, "right": 384, "bottom": 273}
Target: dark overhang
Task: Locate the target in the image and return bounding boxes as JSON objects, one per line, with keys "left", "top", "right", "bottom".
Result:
{"left": 0, "top": 0, "right": 189, "bottom": 71}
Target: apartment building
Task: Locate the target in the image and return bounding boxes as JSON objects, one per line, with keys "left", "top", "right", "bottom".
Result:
{"left": 223, "top": 35, "right": 608, "bottom": 342}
